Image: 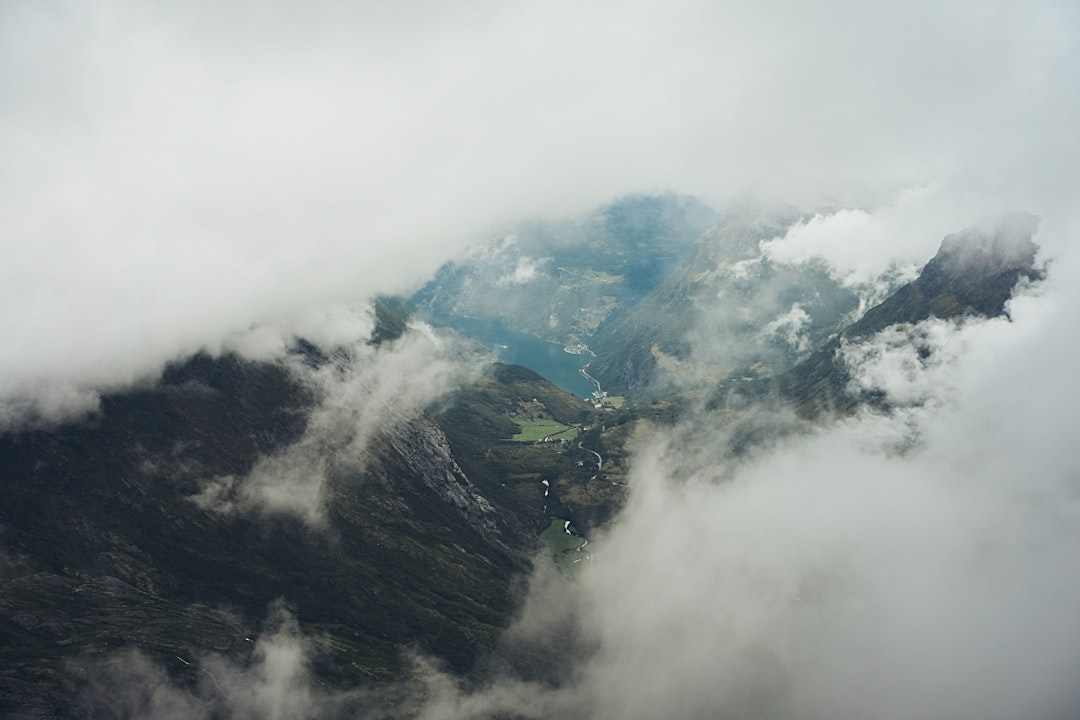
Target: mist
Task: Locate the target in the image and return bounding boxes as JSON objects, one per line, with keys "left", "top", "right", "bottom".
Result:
{"left": 5, "top": 0, "right": 1080, "bottom": 717}
{"left": 399, "top": 244, "right": 1080, "bottom": 720}
{"left": 83, "top": 602, "right": 388, "bottom": 719}
{"left": 192, "top": 322, "right": 476, "bottom": 527}
{"left": 3, "top": 0, "right": 1077, "bottom": 425}
{"left": 86, "top": 230, "right": 1080, "bottom": 718}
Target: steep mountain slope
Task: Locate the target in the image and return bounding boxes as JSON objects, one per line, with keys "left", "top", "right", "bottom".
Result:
{"left": 437, "top": 363, "right": 626, "bottom": 536}
{"left": 0, "top": 342, "right": 599, "bottom": 716}
{"left": 778, "top": 212, "right": 1043, "bottom": 416}
{"left": 588, "top": 206, "right": 860, "bottom": 396}
{"left": 0, "top": 206, "right": 1047, "bottom": 717}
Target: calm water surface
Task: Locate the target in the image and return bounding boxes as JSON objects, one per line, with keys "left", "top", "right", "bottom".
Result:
{"left": 430, "top": 316, "right": 595, "bottom": 399}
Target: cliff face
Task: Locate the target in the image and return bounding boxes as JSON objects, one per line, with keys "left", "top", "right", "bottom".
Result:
{"left": 389, "top": 413, "right": 498, "bottom": 538}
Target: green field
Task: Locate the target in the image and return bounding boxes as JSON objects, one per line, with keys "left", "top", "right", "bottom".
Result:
{"left": 510, "top": 416, "right": 577, "bottom": 442}
{"left": 539, "top": 517, "right": 589, "bottom": 572}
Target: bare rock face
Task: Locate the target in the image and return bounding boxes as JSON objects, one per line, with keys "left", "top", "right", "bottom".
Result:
{"left": 388, "top": 413, "right": 499, "bottom": 537}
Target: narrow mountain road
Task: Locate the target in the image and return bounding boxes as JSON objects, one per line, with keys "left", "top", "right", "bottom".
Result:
{"left": 580, "top": 364, "right": 602, "bottom": 397}
{"left": 578, "top": 441, "right": 603, "bottom": 473}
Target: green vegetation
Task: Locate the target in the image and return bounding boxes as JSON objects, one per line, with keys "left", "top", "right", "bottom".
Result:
{"left": 0, "top": 353, "right": 552, "bottom": 710}
{"left": 0, "top": 353, "right": 634, "bottom": 711}
{"left": 510, "top": 416, "right": 577, "bottom": 442}
{"left": 539, "top": 518, "right": 588, "bottom": 572}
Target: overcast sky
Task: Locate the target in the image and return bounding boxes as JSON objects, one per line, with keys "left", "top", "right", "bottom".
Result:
{"left": 2, "top": 0, "right": 1077, "bottom": 424}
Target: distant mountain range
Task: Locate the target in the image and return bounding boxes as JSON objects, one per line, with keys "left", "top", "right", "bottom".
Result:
{"left": 413, "top": 194, "right": 718, "bottom": 350}
{"left": 0, "top": 199, "right": 1044, "bottom": 717}
{"left": 417, "top": 198, "right": 1042, "bottom": 407}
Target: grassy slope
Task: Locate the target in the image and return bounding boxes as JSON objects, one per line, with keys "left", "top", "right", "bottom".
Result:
{"left": 510, "top": 417, "right": 576, "bottom": 442}
{"left": 436, "top": 363, "right": 631, "bottom": 540}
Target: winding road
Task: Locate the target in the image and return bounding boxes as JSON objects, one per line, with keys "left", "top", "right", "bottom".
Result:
{"left": 578, "top": 440, "right": 603, "bottom": 473}
{"left": 580, "top": 363, "right": 602, "bottom": 397}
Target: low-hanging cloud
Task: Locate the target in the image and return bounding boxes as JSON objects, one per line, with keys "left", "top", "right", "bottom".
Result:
{"left": 84, "top": 601, "right": 385, "bottom": 719}
{"left": 85, "top": 266, "right": 1080, "bottom": 717}
{"left": 2, "top": 0, "right": 1077, "bottom": 426}
{"left": 402, "top": 251, "right": 1080, "bottom": 720}
{"left": 5, "top": 0, "right": 1080, "bottom": 716}
{"left": 764, "top": 302, "right": 813, "bottom": 353}
{"left": 496, "top": 256, "right": 550, "bottom": 288}
{"left": 192, "top": 323, "right": 476, "bottom": 526}
{"left": 839, "top": 316, "right": 975, "bottom": 409}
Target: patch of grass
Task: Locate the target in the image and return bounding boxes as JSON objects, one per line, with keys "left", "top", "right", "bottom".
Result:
{"left": 510, "top": 417, "right": 577, "bottom": 443}
{"left": 538, "top": 518, "right": 588, "bottom": 572}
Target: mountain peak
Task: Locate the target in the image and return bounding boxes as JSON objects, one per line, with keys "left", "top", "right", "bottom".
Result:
{"left": 930, "top": 211, "right": 1040, "bottom": 280}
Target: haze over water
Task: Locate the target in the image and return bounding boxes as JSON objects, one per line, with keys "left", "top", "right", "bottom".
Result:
{"left": 430, "top": 315, "right": 596, "bottom": 399}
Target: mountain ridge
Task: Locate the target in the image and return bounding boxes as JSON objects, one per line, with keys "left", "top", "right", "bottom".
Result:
{"left": 778, "top": 212, "right": 1043, "bottom": 417}
{"left": 0, "top": 340, "right": 604, "bottom": 716}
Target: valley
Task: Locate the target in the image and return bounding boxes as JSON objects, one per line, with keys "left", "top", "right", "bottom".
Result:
{"left": 0, "top": 198, "right": 1048, "bottom": 718}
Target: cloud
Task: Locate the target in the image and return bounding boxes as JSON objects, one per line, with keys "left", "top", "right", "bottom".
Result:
{"left": 762, "top": 207, "right": 922, "bottom": 287}
{"left": 764, "top": 302, "right": 813, "bottom": 353}
{"left": 192, "top": 323, "right": 476, "bottom": 526}
{"left": 838, "top": 316, "right": 975, "bottom": 409}
{"left": 496, "top": 256, "right": 549, "bottom": 287}
{"left": 756, "top": 186, "right": 1036, "bottom": 320}
{"left": 3, "top": 0, "right": 1079, "bottom": 716}
{"left": 84, "top": 601, "right": 379, "bottom": 719}
{"left": 2, "top": 0, "right": 1077, "bottom": 425}
{"left": 404, "top": 264, "right": 1080, "bottom": 720}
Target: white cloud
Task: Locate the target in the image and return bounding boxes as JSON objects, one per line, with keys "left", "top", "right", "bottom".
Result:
{"left": 757, "top": 184, "right": 1000, "bottom": 300}
{"left": 764, "top": 302, "right": 813, "bottom": 353}
{"left": 87, "top": 602, "right": 372, "bottom": 719}
{"left": 404, "top": 269, "right": 1080, "bottom": 720}
{"left": 3, "top": 0, "right": 1080, "bottom": 715}
{"left": 839, "top": 317, "right": 972, "bottom": 408}
{"left": 496, "top": 256, "right": 548, "bottom": 287}
{"left": 1, "top": 0, "right": 1077, "bottom": 425}
{"left": 192, "top": 324, "right": 475, "bottom": 526}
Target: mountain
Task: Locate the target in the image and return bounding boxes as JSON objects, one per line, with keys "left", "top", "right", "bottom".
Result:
{"left": 0, "top": 335, "right": 609, "bottom": 716}
{"left": 413, "top": 193, "right": 718, "bottom": 347}
{"left": 0, "top": 205, "right": 1047, "bottom": 717}
{"left": 587, "top": 204, "right": 861, "bottom": 396}
{"left": 777, "top": 212, "right": 1043, "bottom": 416}
{"left": 414, "top": 196, "right": 872, "bottom": 401}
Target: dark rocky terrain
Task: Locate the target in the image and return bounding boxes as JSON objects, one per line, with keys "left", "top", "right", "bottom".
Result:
{"left": 0, "top": 338, "right": 609, "bottom": 716}
{"left": 0, "top": 206, "right": 1044, "bottom": 718}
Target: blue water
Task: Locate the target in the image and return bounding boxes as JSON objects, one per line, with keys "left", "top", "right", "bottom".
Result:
{"left": 432, "top": 316, "right": 595, "bottom": 399}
